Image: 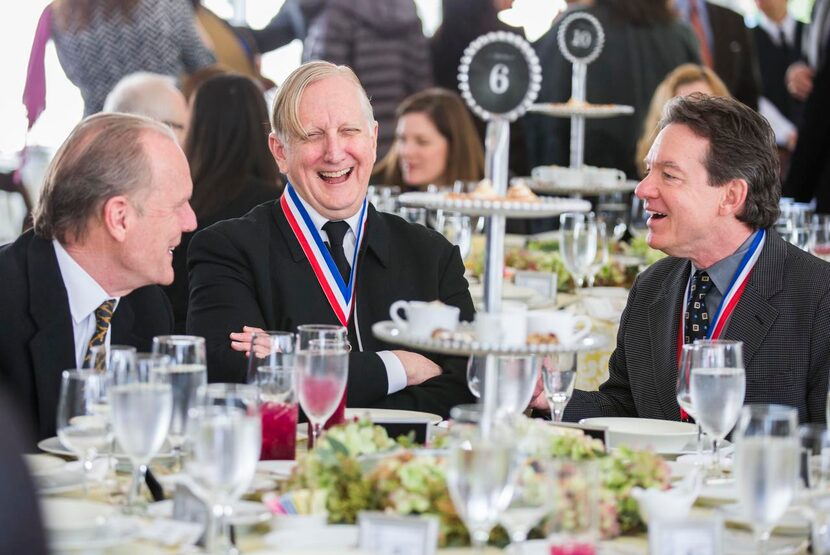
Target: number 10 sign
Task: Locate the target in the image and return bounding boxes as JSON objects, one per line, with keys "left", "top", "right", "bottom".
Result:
{"left": 458, "top": 31, "right": 542, "bottom": 122}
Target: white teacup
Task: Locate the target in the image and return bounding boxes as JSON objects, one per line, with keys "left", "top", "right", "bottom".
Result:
{"left": 474, "top": 310, "right": 527, "bottom": 346}
{"left": 526, "top": 310, "right": 592, "bottom": 345}
{"left": 532, "top": 165, "right": 584, "bottom": 188}
{"left": 389, "top": 300, "right": 459, "bottom": 339}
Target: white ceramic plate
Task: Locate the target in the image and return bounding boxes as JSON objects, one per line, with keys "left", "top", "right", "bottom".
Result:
{"left": 40, "top": 498, "right": 115, "bottom": 541}
{"left": 38, "top": 436, "right": 174, "bottom": 461}
{"left": 49, "top": 517, "right": 138, "bottom": 553}
{"left": 148, "top": 499, "right": 271, "bottom": 527}
{"left": 719, "top": 503, "right": 809, "bottom": 536}
{"left": 723, "top": 528, "right": 808, "bottom": 554}
{"left": 24, "top": 453, "right": 66, "bottom": 476}
{"left": 397, "top": 191, "right": 591, "bottom": 219}
{"left": 344, "top": 408, "right": 443, "bottom": 425}
{"left": 579, "top": 417, "right": 697, "bottom": 454}
{"left": 468, "top": 282, "right": 538, "bottom": 302}
{"left": 528, "top": 102, "right": 635, "bottom": 118}
{"left": 256, "top": 459, "right": 297, "bottom": 478}
{"left": 35, "top": 462, "right": 86, "bottom": 495}
{"left": 263, "top": 524, "right": 359, "bottom": 550}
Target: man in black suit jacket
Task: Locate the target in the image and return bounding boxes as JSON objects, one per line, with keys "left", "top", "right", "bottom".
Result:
{"left": 548, "top": 95, "right": 830, "bottom": 423}
{"left": 0, "top": 113, "right": 197, "bottom": 441}
{"left": 188, "top": 61, "right": 475, "bottom": 418}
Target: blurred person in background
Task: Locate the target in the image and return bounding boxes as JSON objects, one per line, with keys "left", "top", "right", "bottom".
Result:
{"left": 635, "top": 64, "right": 730, "bottom": 177}
{"left": 165, "top": 73, "right": 282, "bottom": 333}
{"left": 302, "top": 0, "right": 433, "bottom": 158}
{"left": 103, "top": 72, "right": 190, "bottom": 145}
{"left": 675, "top": 0, "right": 761, "bottom": 110}
{"left": 373, "top": 88, "right": 484, "bottom": 191}
{"left": 526, "top": 0, "right": 700, "bottom": 180}
{"left": 50, "top": 0, "right": 215, "bottom": 116}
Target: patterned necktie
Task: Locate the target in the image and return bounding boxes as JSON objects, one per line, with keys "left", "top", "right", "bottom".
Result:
{"left": 685, "top": 270, "right": 713, "bottom": 343}
{"left": 322, "top": 221, "right": 351, "bottom": 284}
{"left": 690, "top": 0, "right": 714, "bottom": 69}
{"left": 83, "top": 299, "right": 116, "bottom": 369}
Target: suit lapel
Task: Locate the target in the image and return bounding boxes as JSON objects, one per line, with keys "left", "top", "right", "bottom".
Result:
{"left": 26, "top": 236, "right": 76, "bottom": 435}
{"left": 110, "top": 296, "right": 142, "bottom": 348}
{"left": 648, "top": 259, "right": 690, "bottom": 419}
{"left": 723, "top": 231, "right": 783, "bottom": 367}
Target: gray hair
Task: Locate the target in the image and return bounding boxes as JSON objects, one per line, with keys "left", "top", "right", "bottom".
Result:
{"left": 659, "top": 94, "right": 780, "bottom": 229}
{"left": 270, "top": 61, "right": 374, "bottom": 143}
{"left": 32, "top": 112, "right": 176, "bottom": 243}
{"left": 103, "top": 71, "right": 186, "bottom": 124}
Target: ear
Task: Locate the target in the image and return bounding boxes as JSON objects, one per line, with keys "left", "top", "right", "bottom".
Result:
{"left": 370, "top": 121, "right": 379, "bottom": 163}
{"left": 269, "top": 133, "right": 291, "bottom": 174}
{"left": 720, "top": 178, "right": 749, "bottom": 217}
{"left": 102, "top": 195, "right": 131, "bottom": 242}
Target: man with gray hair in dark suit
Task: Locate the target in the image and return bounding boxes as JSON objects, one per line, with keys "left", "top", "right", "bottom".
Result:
{"left": 535, "top": 94, "right": 830, "bottom": 424}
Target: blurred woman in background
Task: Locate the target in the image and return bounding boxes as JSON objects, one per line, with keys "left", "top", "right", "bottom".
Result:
{"left": 374, "top": 88, "right": 484, "bottom": 190}
{"left": 166, "top": 73, "right": 281, "bottom": 331}
{"left": 635, "top": 64, "right": 730, "bottom": 177}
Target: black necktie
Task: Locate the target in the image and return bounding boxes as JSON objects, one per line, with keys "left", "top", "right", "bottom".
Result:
{"left": 323, "top": 220, "right": 351, "bottom": 284}
{"left": 780, "top": 27, "right": 791, "bottom": 57}
{"left": 685, "top": 270, "right": 713, "bottom": 343}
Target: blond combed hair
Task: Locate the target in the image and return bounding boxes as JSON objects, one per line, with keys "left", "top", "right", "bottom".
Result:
{"left": 270, "top": 61, "right": 375, "bottom": 143}
{"left": 635, "top": 64, "right": 730, "bottom": 177}
{"left": 32, "top": 112, "right": 175, "bottom": 243}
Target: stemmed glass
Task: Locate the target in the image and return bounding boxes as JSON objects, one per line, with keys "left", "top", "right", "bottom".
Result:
{"left": 734, "top": 404, "right": 800, "bottom": 554}
{"left": 466, "top": 355, "right": 538, "bottom": 418}
{"left": 110, "top": 353, "right": 173, "bottom": 513}
{"left": 629, "top": 195, "right": 649, "bottom": 238}
{"left": 690, "top": 340, "right": 746, "bottom": 481}
{"left": 152, "top": 335, "right": 207, "bottom": 469}
{"left": 56, "top": 369, "right": 114, "bottom": 495}
{"left": 296, "top": 337, "right": 349, "bottom": 447}
{"left": 296, "top": 324, "right": 349, "bottom": 437}
{"left": 585, "top": 219, "right": 609, "bottom": 288}
{"left": 248, "top": 331, "right": 298, "bottom": 461}
{"left": 446, "top": 423, "right": 518, "bottom": 553}
{"left": 540, "top": 352, "right": 578, "bottom": 422}
{"left": 559, "top": 212, "right": 598, "bottom": 289}
{"left": 195, "top": 383, "right": 261, "bottom": 554}
{"left": 676, "top": 343, "right": 705, "bottom": 463}
{"left": 498, "top": 456, "right": 554, "bottom": 554}
{"left": 810, "top": 215, "right": 830, "bottom": 261}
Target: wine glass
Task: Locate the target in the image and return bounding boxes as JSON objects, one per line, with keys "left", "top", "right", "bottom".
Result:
{"left": 734, "top": 404, "right": 800, "bottom": 554}
{"left": 676, "top": 343, "right": 705, "bottom": 463}
{"left": 596, "top": 193, "right": 628, "bottom": 241}
{"left": 56, "top": 369, "right": 113, "bottom": 495}
{"left": 446, "top": 423, "right": 518, "bottom": 553}
{"left": 152, "top": 335, "right": 207, "bottom": 469}
{"left": 800, "top": 424, "right": 830, "bottom": 492}
{"left": 559, "top": 212, "right": 598, "bottom": 289}
{"left": 186, "top": 404, "right": 261, "bottom": 555}
{"left": 85, "top": 344, "right": 137, "bottom": 376}
{"left": 466, "top": 355, "right": 538, "bottom": 418}
{"left": 499, "top": 456, "right": 555, "bottom": 553}
{"left": 810, "top": 215, "right": 830, "bottom": 262}
{"left": 439, "top": 212, "right": 473, "bottom": 260}
{"left": 584, "top": 219, "right": 609, "bottom": 288}
{"left": 547, "top": 459, "right": 600, "bottom": 554}
{"left": 110, "top": 353, "right": 173, "bottom": 513}
{"left": 296, "top": 338, "right": 349, "bottom": 447}
{"left": 690, "top": 340, "right": 746, "bottom": 481}
{"left": 540, "top": 352, "right": 578, "bottom": 422}
{"left": 629, "top": 195, "right": 649, "bottom": 238}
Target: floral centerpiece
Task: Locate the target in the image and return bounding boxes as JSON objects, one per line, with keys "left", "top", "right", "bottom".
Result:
{"left": 281, "top": 417, "right": 671, "bottom": 546}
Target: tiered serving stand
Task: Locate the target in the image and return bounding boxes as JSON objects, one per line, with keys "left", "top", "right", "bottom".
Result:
{"left": 373, "top": 31, "right": 607, "bottom": 432}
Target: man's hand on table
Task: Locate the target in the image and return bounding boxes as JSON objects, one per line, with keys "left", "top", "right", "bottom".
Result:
{"left": 391, "top": 350, "right": 442, "bottom": 386}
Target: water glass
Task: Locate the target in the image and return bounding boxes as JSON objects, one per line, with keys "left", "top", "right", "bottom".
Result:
{"left": 466, "top": 355, "right": 537, "bottom": 418}
{"left": 499, "top": 456, "right": 555, "bottom": 550}
{"left": 248, "top": 332, "right": 297, "bottom": 460}
{"left": 629, "top": 195, "right": 649, "bottom": 238}
{"left": 539, "top": 352, "right": 578, "bottom": 422}
{"left": 690, "top": 340, "right": 746, "bottom": 480}
{"left": 186, "top": 404, "right": 261, "bottom": 555}
{"left": 151, "top": 335, "right": 207, "bottom": 467}
{"left": 560, "top": 212, "right": 598, "bottom": 289}
{"left": 585, "top": 219, "right": 609, "bottom": 288}
{"left": 399, "top": 206, "right": 427, "bottom": 226}
{"left": 56, "top": 369, "right": 113, "bottom": 495}
{"left": 85, "top": 344, "right": 137, "bottom": 376}
{"left": 296, "top": 339, "right": 349, "bottom": 447}
{"left": 439, "top": 212, "right": 473, "bottom": 260}
{"left": 110, "top": 354, "right": 173, "bottom": 513}
{"left": 676, "top": 343, "right": 704, "bottom": 462}
{"left": 800, "top": 424, "right": 830, "bottom": 491}
{"left": 547, "top": 459, "right": 600, "bottom": 555}
{"left": 296, "top": 324, "right": 349, "bottom": 435}
{"left": 734, "top": 404, "right": 800, "bottom": 553}
{"left": 596, "top": 193, "right": 628, "bottom": 241}
{"left": 446, "top": 423, "right": 518, "bottom": 552}
{"left": 810, "top": 215, "right": 830, "bottom": 261}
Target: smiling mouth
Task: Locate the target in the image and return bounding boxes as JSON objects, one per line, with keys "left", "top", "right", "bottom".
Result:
{"left": 648, "top": 210, "right": 667, "bottom": 221}
{"left": 319, "top": 168, "right": 353, "bottom": 183}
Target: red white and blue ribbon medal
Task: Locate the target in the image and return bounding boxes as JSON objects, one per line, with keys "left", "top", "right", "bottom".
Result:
{"left": 280, "top": 183, "right": 368, "bottom": 327}
{"left": 679, "top": 228, "right": 766, "bottom": 344}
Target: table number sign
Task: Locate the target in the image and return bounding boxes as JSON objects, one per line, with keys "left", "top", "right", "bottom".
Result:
{"left": 358, "top": 512, "right": 439, "bottom": 555}
{"left": 514, "top": 270, "right": 558, "bottom": 303}
{"left": 648, "top": 517, "right": 723, "bottom": 555}
{"left": 557, "top": 12, "right": 605, "bottom": 66}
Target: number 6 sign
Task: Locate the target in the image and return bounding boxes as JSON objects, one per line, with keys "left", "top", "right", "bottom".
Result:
{"left": 458, "top": 31, "right": 541, "bottom": 122}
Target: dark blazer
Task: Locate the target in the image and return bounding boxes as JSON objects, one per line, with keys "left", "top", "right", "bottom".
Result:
{"left": 0, "top": 231, "right": 174, "bottom": 441}
{"left": 753, "top": 21, "right": 806, "bottom": 126}
{"left": 565, "top": 231, "right": 830, "bottom": 424}
{"left": 187, "top": 201, "right": 476, "bottom": 418}
{"left": 707, "top": 1, "right": 762, "bottom": 110}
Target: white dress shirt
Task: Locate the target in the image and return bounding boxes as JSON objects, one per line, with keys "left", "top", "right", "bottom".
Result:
{"left": 756, "top": 13, "right": 799, "bottom": 145}
{"left": 294, "top": 194, "right": 407, "bottom": 394}
{"left": 53, "top": 240, "right": 120, "bottom": 368}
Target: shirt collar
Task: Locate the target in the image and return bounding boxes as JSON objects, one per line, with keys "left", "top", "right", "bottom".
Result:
{"left": 53, "top": 239, "right": 119, "bottom": 325}
{"left": 293, "top": 188, "right": 363, "bottom": 239}
{"left": 758, "top": 12, "right": 796, "bottom": 46}
{"left": 691, "top": 230, "right": 759, "bottom": 295}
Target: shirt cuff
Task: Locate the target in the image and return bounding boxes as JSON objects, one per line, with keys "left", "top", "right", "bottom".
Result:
{"left": 377, "top": 351, "right": 407, "bottom": 394}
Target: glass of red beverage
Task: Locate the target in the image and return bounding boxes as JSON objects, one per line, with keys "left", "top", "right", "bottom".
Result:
{"left": 547, "top": 460, "right": 599, "bottom": 555}
{"left": 296, "top": 333, "right": 349, "bottom": 448}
